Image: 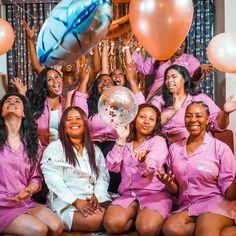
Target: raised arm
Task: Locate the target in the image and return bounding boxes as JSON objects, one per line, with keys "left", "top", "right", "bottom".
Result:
{"left": 21, "top": 20, "right": 43, "bottom": 74}
{"left": 101, "top": 39, "right": 110, "bottom": 74}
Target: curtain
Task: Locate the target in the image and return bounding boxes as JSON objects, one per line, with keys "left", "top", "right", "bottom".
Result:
{"left": 187, "top": 0, "right": 215, "bottom": 98}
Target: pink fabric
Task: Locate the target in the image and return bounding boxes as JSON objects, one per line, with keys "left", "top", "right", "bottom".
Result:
{"left": 0, "top": 143, "right": 43, "bottom": 232}
{"left": 36, "top": 97, "right": 65, "bottom": 149}
{"left": 73, "top": 91, "right": 145, "bottom": 142}
{"left": 168, "top": 133, "right": 236, "bottom": 221}
{"left": 151, "top": 93, "right": 224, "bottom": 144}
{"left": 133, "top": 52, "right": 201, "bottom": 101}
{"left": 106, "top": 135, "right": 172, "bottom": 218}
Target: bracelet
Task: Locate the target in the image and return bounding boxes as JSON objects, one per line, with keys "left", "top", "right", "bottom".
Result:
{"left": 116, "top": 140, "right": 126, "bottom": 147}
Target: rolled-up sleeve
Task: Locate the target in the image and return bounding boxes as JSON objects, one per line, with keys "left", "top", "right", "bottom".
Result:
{"left": 73, "top": 91, "right": 89, "bottom": 116}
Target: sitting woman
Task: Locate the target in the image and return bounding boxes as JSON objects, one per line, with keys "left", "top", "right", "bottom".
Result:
{"left": 103, "top": 104, "right": 172, "bottom": 236}
{"left": 159, "top": 101, "right": 236, "bottom": 236}
{"left": 41, "top": 106, "right": 111, "bottom": 232}
{"left": 151, "top": 64, "right": 236, "bottom": 144}
{"left": 0, "top": 93, "right": 63, "bottom": 236}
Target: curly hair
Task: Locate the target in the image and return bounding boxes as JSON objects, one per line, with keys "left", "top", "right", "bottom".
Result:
{"left": 162, "top": 64, "right": 198, "bottom": 108}
{"left": 127, "top": 103, "right": 161, "bottom": 142}
{"left": 27, "top": 67, "right": 62, "bottom": 119}
{"left": 0, "top": 93, "right": 39, "bottom": 162}
{"left": 59, "top": 106, "right": 98, "bottom": 176}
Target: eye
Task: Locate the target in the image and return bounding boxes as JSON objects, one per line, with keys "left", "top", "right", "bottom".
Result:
{"left": 66, "top": 117, "right": 72, "bottom": 121}
{"left": 47, "top": 77, "right": 52, "bottom": 82}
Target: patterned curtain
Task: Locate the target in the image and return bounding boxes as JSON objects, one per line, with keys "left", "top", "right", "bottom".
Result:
{"left": 187, "top": 0, "right": 215, "bottom": 98}
{"left": 3, "top": 1, "right": 58, "bottom": 90}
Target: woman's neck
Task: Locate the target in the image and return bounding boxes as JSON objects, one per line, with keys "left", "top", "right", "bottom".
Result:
{"left": 70, "top": 137, "right": 84, "bottom": 154}
{"left": 133, "top": 134, "right": 147, "bottom": 148}
{"left": 186, "top": 131, "right": 205, "bottom": 156}
{"left": 48, "top": 96, "right": 60, "bottom": 110}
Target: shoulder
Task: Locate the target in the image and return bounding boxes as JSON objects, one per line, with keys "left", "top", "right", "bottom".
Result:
{"left": 43, "top": 140, "right": 63, "bottom": 156}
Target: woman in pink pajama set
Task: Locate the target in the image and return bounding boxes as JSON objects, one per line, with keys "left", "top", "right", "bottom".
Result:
{"left": 159, "top": 101, "right": 236, "bottom": 236}
{"left": 103, "top": 104, "right": 172, "bottom": 236}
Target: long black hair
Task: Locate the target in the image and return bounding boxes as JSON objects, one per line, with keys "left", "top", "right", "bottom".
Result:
{"left": 127, "top": 103, "right": 161, "bottom": 142}
{"left": 0, "top": 93, "right": 39, "bottom": 162}
{"left": 59, "top": 106, "right": 98, "bottom": 175}
{"left": 27, "top": 67, "right": 62, "bottom": 119}
{"left": 162, "top": 64, "right": 198, "bottom": 108}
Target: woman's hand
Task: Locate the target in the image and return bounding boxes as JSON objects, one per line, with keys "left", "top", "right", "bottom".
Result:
{"left": 21, "top": 20, "right": 35, "bottom": 41}
{"left": 73, "top": 198, "right": 100, "bottom": 217}
{"left": 11, "top": 186, "right": 35, "bottom": 202}
{"left": 114, "top": 124, "right": 130, "bottom": 145}
{"left": 125, "top": 63, "right": 138, "bottom": 85}
{"left": 223, "top": 95, "right": 236, "bottom": 114}
{"left": 86, "top": 195, "right": 102, "bottom": 212}
{"left": 11, "top": 77, "right": 27, "bottom": 96}
{"left": 134, "top": 149, "right": 149, "bottom": 162}
{"left": 157, "top": 169, "right": 175, "bottom": 187}
{"left": 200, "top": 63, "right": 215, "bottom": 74}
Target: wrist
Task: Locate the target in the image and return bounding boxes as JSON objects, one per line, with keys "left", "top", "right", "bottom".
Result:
{"left": 223, "top": 109, "right": 230, "bottom": 115}
{"left": 116, "top": 139, "right": 126, "bottom": 147}
{"left": 25, "top": 185, "right": 34, "bottom": 194}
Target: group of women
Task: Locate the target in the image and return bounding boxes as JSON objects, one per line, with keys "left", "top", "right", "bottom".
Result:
{"left": 1, "top": 26, "right": 236, "bottom": 235}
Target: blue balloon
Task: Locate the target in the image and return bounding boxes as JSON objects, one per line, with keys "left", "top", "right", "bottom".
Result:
{"left": 36, "top": 0, "right": 112, "bottom": 65}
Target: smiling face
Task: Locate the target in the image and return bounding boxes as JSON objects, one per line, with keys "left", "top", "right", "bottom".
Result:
{"left": 110, "top": 69, "right": 125, "bottom": 86}
{"left": 1, "top": 95, "right": 25, "bottom": 119}
{"left": 185, "top": 103, "right": 209, "bottom": 137}
{"left": 65, "top": 109, "right": 84, "bottom": 140}
{"left": 165, "top": 68, "right": 185, "bottom": 94}
{"left": 97, "top": 75, "right": 114, "bottom": 94}
{"left": 135, "top": 107, "right": 157, "bottom": 138}
{"left": 46, "top": 69, "right": 63, "bottom": 97}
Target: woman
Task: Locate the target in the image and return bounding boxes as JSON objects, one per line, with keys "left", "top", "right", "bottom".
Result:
{"left": 73, "top": 63, "right": 145, "bottom": 193}
{"left": 126, "top": 38, "right": 213, "bottom": 101}
{"left": 41, "top": 106, "right": 111, "bottom": 232}
{"left": 103, "top": 104, "right": 172, "bottom": 236}
{"left": 151, "top": 64, "right": 236, "bottom": 144}
{"left": 0, "top": 93, "right": 63, "bottom": 235}
{"left": 159, "top": 101, "right": 236, "bottom": 236}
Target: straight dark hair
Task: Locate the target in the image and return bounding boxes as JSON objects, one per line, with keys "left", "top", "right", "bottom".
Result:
{"left": 127, "top": 103, "right": 161, "bottom": 142}
{"left": 162, "top": 64, "right": 198, "bottom": 108}
{"left": 59, "top": 106, "right": 98, "bottom": 176}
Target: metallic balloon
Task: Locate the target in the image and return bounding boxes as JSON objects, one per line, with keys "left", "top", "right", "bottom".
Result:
{"left": 37, "top": 0, "right": 112, "bottom": 65}
{"left": 207, "top": 33, "right": 236, "bottom": 73}
{"left": 98, "top": 86, "right": 139, "bottom": 126}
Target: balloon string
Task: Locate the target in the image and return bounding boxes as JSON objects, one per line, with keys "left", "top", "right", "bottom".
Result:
{"left": 12, "top": 2, "right": 35, "bottom": 20}
{"left": 193, "top": 3, "right": 200, "bottom": 8}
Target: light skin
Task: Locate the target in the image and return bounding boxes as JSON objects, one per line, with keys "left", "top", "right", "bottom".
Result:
{"left": 64, "top": 109, "right": 105, "bottom": 232}
{"left": 162, "top": 103, "right": 236, "bottom": 236}
{"left": 104, "top": 107, "right": 165, "bottom": 236}
{"left": 1, "top": 95, "right": 63, "bottom": 236}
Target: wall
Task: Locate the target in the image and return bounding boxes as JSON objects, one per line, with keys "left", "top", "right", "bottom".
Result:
{"left": 224, "top": 0, "right": 236, "bottom": 154}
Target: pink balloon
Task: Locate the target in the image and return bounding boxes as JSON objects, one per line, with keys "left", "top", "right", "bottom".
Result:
{"left": 129, "top": 0, "right": 193, "bottom": 60}
{"left": 207, "top": 33, "right": 236, "bottom": 73}
{"left": 0, "top": 18, "right": 15, "bottom": 56}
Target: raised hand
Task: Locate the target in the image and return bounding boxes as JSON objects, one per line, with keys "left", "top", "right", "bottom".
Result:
{"left": 11, "top": 77, "right": 27, "bottom": 96}
{"left": 200, "top": 63, "right": 215, "bottom": 74}
{"left": 223, "top": 95, "right": 236, "bottom": 114}
{"left": 21, "top": 20, "right": 35, "bottom": 41}
{"left": 114, "top": 124, "right": 130, "bottom": 145}
{"left": 125, "top": 63, "right": 137, "bottom": 84}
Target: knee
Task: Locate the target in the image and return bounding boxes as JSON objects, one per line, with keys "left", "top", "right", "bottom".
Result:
{"left": 103, "top": 216, "right": 125, "bottom": 234}
{"left": 136, "top": 222, "right": 161, "bottom": 236}
{"left": 162, "top": 222, "right": 183, "bottom": 236}
{"left": 49, "top": 220, "right": 64, "bottom": 236}
{"left": 32, "top": 223, "right": 48, "bottom": 236}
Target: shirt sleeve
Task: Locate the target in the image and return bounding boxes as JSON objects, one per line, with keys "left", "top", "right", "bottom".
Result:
{"left": 73, "top": 91, "right": 89, "bottom": 116}
{"left": 134, "top": 91, "right": 145, "bottom": 105}
{"left": 132, "top": 51, "right": 156, "bottom": 76}
{"left": 217, "top": 141, "right": 236, "bottom": 196}
{"left": 186, "top": 54, "right": 201, "bottom": 77}
{"left": 94, "top": 147, "right": 111, "bottom": 202}
{"left": 150, "top": 95, "right": 164, "bottom": 112}
{"left": 106, "top": 144, "right": 126, "bottom": 173}
{"left": 41, "top": 143, "right": 77, "bottom": 206}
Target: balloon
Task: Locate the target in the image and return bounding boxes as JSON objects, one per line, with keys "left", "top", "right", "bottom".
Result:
{"left": 0, "top": 18, "right": 14, "bottom": 56}
{"left": 98, "top": 86, "right": 139, "bottom": 126}
{"left": 129, "top": 0, "right": 193, "bottom": 60}
{"left": 37, "top": 0, "right": 112, "bottom": 66}
{"left": 207, "top": 33, "right": 236, "bottom": 73}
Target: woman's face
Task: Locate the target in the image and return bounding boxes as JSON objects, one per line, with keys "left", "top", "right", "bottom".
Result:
{"left": 46, "top": 70, "right": 63, "bottom": 97}
{"left": 65, "top": 109, "right": 84, "bottom": 139}
{"left": 97, "top": 75, "right": 114, "bottom": 94}
{"left": 1, "top": 95, "right": 25, "bottom": 119}
{"left": 165, "top": 69, "right": 185, "bottom": 94}
{"left": 135, "top": 107, "right": 157, "bottom": 137}
{"left": 185, "top": 103, "right": 209, "bottom": 137}
{"left": 174, "top": 40, "right": 186, "bottom": 57}
{"left": 110, "top": 69, "right": 125, "bottom": 86}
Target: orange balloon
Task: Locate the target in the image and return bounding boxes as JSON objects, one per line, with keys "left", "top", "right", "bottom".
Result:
{"left": 0, "top": 18, "right": 15, "bottom": 56}
{"left": 129, "top": 0, "right": 193, "bottom": 60}
{"left": 207, "top": 33, "right": 236, "bottom": 73}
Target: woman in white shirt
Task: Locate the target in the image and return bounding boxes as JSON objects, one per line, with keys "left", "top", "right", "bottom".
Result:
{"left": 41, "top": 106, "right": 110, "bottom": 232}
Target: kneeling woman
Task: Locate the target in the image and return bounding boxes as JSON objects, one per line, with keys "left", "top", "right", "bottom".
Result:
{"left": 0, "top": 93, "right": 63, "bottom": 236}
{"left": 103, "top": 104, "right": 172, "bottom": 236}
{"left": 41, "top": 106, "right": 111, "bottom": 232}
{"left": 161, "top": 101, "right": 236, "bottom": 236}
